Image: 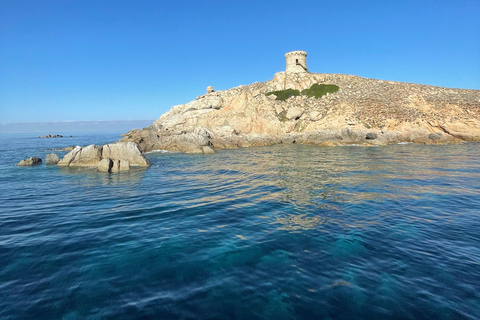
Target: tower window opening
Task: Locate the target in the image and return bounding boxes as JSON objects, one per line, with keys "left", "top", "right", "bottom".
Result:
{"left": 296, "top": 59, "right": 299, "bottom": 64}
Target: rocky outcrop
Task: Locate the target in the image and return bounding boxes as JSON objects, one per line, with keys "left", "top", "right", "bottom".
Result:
{"left": 39, "top": 134, "right": 71, "bottom": 138}
{"left": 17, "top": 157, "right": 42, "bottom": 166}
{"left": 58, "top": 142, "right": 150, "bottom": 171}
{"left": 46, "top": 153, "right": 59, "bottom": 165}
{"left": 119, "top": 72, "right": 480, "bottom": 153}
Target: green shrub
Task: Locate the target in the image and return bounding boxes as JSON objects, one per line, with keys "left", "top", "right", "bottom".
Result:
{"left": 266, "top": 83, "right": 339, "bottom": 101}
{"left": 266, "top": 89, "right": 300, "bottom": 101}
{"left": 301, "top": 84, "right": 339, "bottom": 98}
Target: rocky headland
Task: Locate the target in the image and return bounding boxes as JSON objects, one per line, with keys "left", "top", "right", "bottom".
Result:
{"left": 119, "top": 69, "right": 480, "bottom": 154}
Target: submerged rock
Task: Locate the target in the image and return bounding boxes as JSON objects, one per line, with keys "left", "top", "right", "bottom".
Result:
{"left": 16, "top": 157, "right": 42, "bottom": 166}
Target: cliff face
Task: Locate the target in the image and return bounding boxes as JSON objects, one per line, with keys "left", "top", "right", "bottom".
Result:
{"left": 120, "top": 72, "right": 480, "bottom": 153}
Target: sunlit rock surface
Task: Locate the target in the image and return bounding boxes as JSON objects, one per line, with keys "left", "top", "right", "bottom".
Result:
{"left": 120, "top": 72, "right": 480, "bottom": 153}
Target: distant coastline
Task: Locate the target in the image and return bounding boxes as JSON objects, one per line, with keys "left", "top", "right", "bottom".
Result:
{"left": 0, "top": 120, "right": 155, "bottom": 134}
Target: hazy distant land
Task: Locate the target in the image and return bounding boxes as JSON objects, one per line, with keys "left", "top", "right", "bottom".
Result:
{"left": 0, "top": 120, "right": 155, "bottom": 134}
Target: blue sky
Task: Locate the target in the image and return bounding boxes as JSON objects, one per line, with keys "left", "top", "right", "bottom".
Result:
{"left": 1, "top": 0, "right": 479, "bottom": 124}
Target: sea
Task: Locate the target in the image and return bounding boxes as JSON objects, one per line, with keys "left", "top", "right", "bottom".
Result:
{"left": 0, "top": 131, "right": 479, "bottom": 320}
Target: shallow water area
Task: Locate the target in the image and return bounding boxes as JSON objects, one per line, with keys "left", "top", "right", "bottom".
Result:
{"left": 1, "top": 133, "right": 479, "bottom": 319}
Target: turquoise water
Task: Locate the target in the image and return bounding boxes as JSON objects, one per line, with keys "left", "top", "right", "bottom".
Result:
{"left": 1, "top": 133, "right": 479, "bottom": 319}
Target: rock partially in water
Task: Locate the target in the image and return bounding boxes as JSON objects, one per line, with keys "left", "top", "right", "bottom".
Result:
{"left": 39, "top": 134, "right": 67, "bottom": 138}
{"left": 97, "top": 158, "right": 113, "bottom": 172}
{"left": 45, "top": 153, "right": 59, "bottom": 165}
{"left": 58, "top": 142, "right": 149, "bottom": 172}
{"left": 102, "top": 142, "right": 150, "bottom": 166}
{"left": 429, "top": 132, "right": 443, "bottom": 140}
{"left": 58, "top": 144, "right": 102, "bottom": 167}
{"left": 119, "top": 69, "right": 480, "bottom": 153}
{"left": 111, "top": 159, "right": 130, "bottom": 173}
{"left": 16, "top": 157, "right": 42, "bottom": 166}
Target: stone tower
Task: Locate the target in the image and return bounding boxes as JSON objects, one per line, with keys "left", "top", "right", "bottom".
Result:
{"left": 285, "top": 51, "right": 309, "bottom": 73}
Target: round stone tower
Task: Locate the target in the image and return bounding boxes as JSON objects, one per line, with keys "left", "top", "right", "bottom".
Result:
{"left": 285, "top": 51, "right": 309, "bottom": 73}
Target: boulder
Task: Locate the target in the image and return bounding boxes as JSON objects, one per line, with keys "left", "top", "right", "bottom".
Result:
{"left": 73, "top": 144, "right": 102, "bottom": 166}
{"left": 17, "top": 157, "right": 42, "bottom": 166}
{"left": 111, "top": 159, "right": 130, "bottom": 173}
{"left": 101, "top": 142, "right": 150, "bottom": 166}
{"left": 66, "top": 144, "right": 102, "bottom": 167}
{"left": 97, "top": 158, "right": 113, "bottom": 172}
{"left": 286, "top": 107, "right": 303, "bottom": 120}
{"left": 366, "top": 132, "right": 378, "bottom": 140}
{"left": 46, "top": 153, "right": 59, "bottom": 165}
{"left": 309, "top": 111, "right": 321, "bottom": 121}
{"left": 429, "top": 133, "right": 443, "bottom": 140}
{"left": 58, "top": 146, "right": 82, "bottom": 166}
{"left": 59, "top": 142, "right": 149, "bottom": 168}
{"left": 201, "top": 146, "right": 215, "bottom": 154}
{"left": 97, "top": 159, "right": 130, "bottom": 173}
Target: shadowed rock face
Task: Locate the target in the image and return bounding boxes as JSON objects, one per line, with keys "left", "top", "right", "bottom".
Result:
{"left": 120, "top": 72, "right": 480, "bottom": 153}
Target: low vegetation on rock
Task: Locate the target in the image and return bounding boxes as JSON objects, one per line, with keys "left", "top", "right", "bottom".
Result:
{"left": 266, "top": 88, "right": 301, "bottom": 101}
{"left": 301, "top": 83, "right": 339, "bottom": 98}
{"left": 266, "top": 84, "right": 339, "bottom": 101}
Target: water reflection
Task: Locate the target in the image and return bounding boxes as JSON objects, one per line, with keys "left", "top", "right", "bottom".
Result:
{"left": 148, "top": 143, "right": 480, "bottom": 234}
{"left": 58, "top": 166, "right": 147, "bottom": 186}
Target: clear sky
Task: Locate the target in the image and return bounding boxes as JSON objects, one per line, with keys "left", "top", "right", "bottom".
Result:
{"left": 1, "top": 0, "right": 479, "bottom": 124}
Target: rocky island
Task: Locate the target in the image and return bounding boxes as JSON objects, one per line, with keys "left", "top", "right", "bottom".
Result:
{"left": 120, "top": 51, "right": 480, "bottom": 154}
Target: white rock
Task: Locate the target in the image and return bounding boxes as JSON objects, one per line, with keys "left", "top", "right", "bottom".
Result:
{"left": 286, "top": 107, "right": 303, "bottom": 120}
{"left": 102, "top": 142, "right": 150, "bottom": 166}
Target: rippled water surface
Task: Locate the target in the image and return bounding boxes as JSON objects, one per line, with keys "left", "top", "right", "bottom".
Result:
{"left": 1, "top": 133, "right": 479, "bottom": 319}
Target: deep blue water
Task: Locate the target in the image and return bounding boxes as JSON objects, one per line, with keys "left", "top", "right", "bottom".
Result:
{"left": 1, "top": 132, "right": 479, "bottom": 320}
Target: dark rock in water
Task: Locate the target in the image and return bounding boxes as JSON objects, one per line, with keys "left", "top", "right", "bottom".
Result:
{"left": 429, "top": 133, "right": 443, "bottom": 140}
{"left": 39, "top": 134, "right": 64, "bottom": 138}
{"left": 366, "top": 132, "right": 378, "bottom": 140}
{"left": 17, "top": 157, "right": 42, "bottom": 166}
{"left": 60, "top": 146, "right": 75, "bottom": 151}
{"left": 46, "top": 153, "right": 59, "bottom": 165}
